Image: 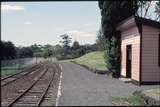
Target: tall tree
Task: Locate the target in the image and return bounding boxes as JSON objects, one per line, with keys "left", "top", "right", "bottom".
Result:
{"left": 0, "top": 41, "right": 16, "bottom": 60}
{"left": 60, "top": 34, "right": 72, "bottom": 56}
{"left": 96, "top": 28, "right": 106, "bottom": 51}
{"left": 98, "top": 1, "right": 140, "bottom": 77}
{"left": 71, "top": 41, "right": 82, "bottom": 58}
{"left": 72, "top": 40, "right": 80, "bottom": 50}
{"left": 17, "top": 47, "right": 33, "bottom": 58}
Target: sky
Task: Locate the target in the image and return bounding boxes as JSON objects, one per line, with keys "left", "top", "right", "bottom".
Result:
{"left": 1, "top": 1, "right": 101, "bottom": 47}
{"left": 1, "top": 1, "right": 158, "bottom": 47}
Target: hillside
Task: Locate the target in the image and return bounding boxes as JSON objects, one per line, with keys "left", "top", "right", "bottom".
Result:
{"left": 73, "top": 51, "right": 107, "bottom": 71}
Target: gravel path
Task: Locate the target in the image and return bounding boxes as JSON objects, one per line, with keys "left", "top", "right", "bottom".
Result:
{"left": 58, "top": 62, "right": 159, "bottom": 106}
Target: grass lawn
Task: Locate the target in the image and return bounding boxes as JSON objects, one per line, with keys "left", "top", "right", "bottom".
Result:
{"left": 145, "top": 88, "right": 160, "bottom": 96}
{"left": 1, "top": 66, "right": 21, "bottom": 77}
{"left": 1, "top": 69, "right": 20, "bottom": 77}
{"left": 57, "top": 51, "right": 108, "bottom": 73}
{"left": 1, "top": 66, "right": 19, "bottom": 70}
{"left": 112, "top": 95, "right": 145, "bottom": 106}
{"left": 73, "top": 51, "right": 107, "bottom": 71}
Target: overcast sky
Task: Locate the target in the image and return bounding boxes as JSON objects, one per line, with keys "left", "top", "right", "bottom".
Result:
{"left": 1, "top": 1, "right": 101, "bottom": 46}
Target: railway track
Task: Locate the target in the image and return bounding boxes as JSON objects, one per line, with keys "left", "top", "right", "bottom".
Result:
{"left": 1, "top": 63, "right": 42, "bottom": 87}
{"left": 1, "top": 62, "right": 60, "bottom": 107}
{"left": 40, "top": 63, "right": 61, "bottom": 106}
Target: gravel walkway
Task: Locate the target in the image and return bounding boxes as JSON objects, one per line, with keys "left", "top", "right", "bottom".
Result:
{"left": 58, "top": 62, "right": 160, "bottom": 106}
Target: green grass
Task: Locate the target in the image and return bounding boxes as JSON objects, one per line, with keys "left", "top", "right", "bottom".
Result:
{"left": 57, "top": 51, "right": 108, "bottom": 73}
{"left": 145, "top": 88, "right": 160, "bottom": 96}
{"left": 1, "top": 66, "right": 19, "bottom": 70}
{"left": 73, "top": 51, "right": 107, "bottom": 71}
{"left": 1, "top": 69, "right": 20, "bottom": 77}
{"left": 1, "top": 66, "right": 22, "bottom": 77}
{"left": 112, "top": 95, "right": 145, "bottom": 106}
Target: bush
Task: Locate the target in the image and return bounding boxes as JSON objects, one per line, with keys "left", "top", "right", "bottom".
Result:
{"left": 56, "top": 54, "right": 75, "bottom": 60}
{"left": 104, "top": 37, "right": 120, "bottom": 78}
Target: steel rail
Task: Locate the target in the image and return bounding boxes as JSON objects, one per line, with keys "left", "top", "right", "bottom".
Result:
{"left": 1, "top": 63, "right": 40, "bottom": 81}
{"left": 7, "top": 67, "right": 48, "bottom": 107}
{"left": 37, "top": 67, "right": 56, "bottom": 106}
{"left": 1, "top": 66, "right": 42, "bottom": 87}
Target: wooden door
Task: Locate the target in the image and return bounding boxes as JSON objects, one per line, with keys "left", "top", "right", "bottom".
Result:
{"left": 126, "top": 45, "right": 132, "bottom": 78}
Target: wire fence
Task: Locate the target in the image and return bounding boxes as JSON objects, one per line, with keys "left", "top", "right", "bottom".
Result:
{"left": 1, "top": 57, "right": 47, "bottom": 70}
{"left": 1, "top": 57, "right": 58, "bottom": 77}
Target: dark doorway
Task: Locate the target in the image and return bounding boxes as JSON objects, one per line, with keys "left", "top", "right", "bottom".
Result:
{"left": 126, "top": 45, "right": 132, "bottom": 78}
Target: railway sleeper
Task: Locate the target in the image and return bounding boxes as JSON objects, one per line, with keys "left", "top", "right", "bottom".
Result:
{"left": 14, "top": 102, "right": 38, "bottom": 105}
{"left": 18, "top": 95, "right": 41, "bottom": 99}
{"left": 33, "top": 83, "right": 51, "bottom": 86}
{"left": 26, "top": 91, "right": 44, "bottom": 93}
{"left": 17, "top": 98, "right": 40, "bottom": 102}
{"left": 40, "top": 99, "right": 56, "bottom": 105}
{"left": 13, "top": 103, "right": 37, "bottom": 106}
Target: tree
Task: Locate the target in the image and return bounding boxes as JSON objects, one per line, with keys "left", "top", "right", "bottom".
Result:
{"left": 96, "top": 28, "right": 106, "bottom": 51}
{"left": 60, "top": 34, "right": 72, "bottom": 56}
{"left": 54, "top": 44, "right": 63, "bottom": 55}
{"left": 30, "top": 44, "right": 44, "bottom": 57}
{"left": 42, "top": 44, "right": 55, "bottom": 58}
{"left": 0, "top": 41, "right": 16, "bottom": 60}
{"left": 30, "top": 44, "right": 41, "bottom": 52}
{"left": 155, "top": 1, "right": 160, "bottom": 22}
{"left": 70, "top": 41, "right": 81, "bottom": 58}
{"left": 136, "top": 1, "right": 155, "bottom": 19}
{"left": 17, "top": 47, "right": 33, "bottom": 58}
{"left": 98, "top": 1, "right": 140, "bottom": 77}
{"left": 72, "top": 41, "right": 80, "bottom": 50}
{"left": 99, "top": 1, "right": 139, "bottom": 39}
{"left": 43, "top": 49, "right": 53, "bottom": 58}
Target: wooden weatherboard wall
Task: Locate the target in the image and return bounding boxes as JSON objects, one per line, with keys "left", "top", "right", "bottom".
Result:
{"left": 121, "top": 26, "right": 141, "bottom": 81}
{"left": 141, "top": 25, "right": 160, "bottom": 82}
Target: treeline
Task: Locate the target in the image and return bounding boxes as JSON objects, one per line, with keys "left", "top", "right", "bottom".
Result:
{"left": 1, "top": 39, "right": 98, "bottom": 60}
{"left": 0, "top": 40, "right": 61, "bottom": 60}
{"left": 57, "top": 42, "right": 98, "bottom": 60}
{"left": 1, "top": 41, "right": 17, "bottom": 60}
{"left": 56, "top": 33, "right": 98, "bottom": 60}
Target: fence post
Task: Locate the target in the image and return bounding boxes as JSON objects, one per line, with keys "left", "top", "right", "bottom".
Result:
{"left": 18, "top": 58, "right": 20, "bottom": 70}
{"left": 36, "top": 57, "right": 37, "bottom": 64}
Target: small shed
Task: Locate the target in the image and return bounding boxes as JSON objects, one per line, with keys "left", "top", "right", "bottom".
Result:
{"left": 117, "top": 16, "right": 160, "bottom": 85}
